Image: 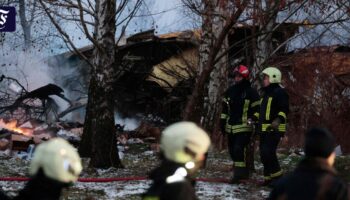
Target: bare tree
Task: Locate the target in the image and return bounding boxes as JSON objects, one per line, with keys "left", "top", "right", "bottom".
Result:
{"left": 182, "top": 0, "right": 248, "bottom": 134}
{"left": 180, "top": 0, "right": 350, "bottom": 136}
{"left": 38, "top": 0, "right": 144, "bottom": 168}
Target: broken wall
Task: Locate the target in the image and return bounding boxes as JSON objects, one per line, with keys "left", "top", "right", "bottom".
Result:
{"left": 271, "top": 46, "right": 350, "bottom": 153}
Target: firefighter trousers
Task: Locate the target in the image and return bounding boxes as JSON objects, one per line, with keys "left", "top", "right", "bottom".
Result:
{"left": 227, "top": 132, "right": 251, "bottom": 178}
{"left": 259, "top": 132, "right": 283, "bottom": 180}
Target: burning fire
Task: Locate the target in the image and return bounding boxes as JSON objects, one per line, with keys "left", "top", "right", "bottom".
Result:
{"left": 0, "top": 119, "right": 33, "bottom": 136}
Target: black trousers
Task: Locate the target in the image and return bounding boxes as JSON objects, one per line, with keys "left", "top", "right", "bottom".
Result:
{"left": 259, "top": 132, "right": 283, "bottom": 180}
{"left": 227, "top": 132, "right": 251, "bottom": 170}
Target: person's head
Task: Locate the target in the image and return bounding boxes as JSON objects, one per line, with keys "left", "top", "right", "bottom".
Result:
{"left": 261, "top": 67, "right": 282, "bottom": 87}
{"left": 232, "top": 65, "right": 249, "bottom": 83}
{"left": 29, "top": 138, "right": 82, "bottom": 184}
{"left": 160, "top": 121, "right": 211, "bottom": 174}
{"left": 304, "top": 127, "right": 336, "bottom": 166}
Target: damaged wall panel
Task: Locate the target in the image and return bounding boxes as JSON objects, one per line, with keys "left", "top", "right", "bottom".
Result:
{"left": 270, "top": 46, "right": 350, "bottom": 153}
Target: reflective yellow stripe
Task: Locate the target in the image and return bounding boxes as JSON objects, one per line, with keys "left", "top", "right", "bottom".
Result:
{"left": 261, "top": 124, "right": 286, "bottom": 132}
{"left": 143, "top": 196, "right": 160, "bottom": 200}
{"left": 232, "top": 124, "right": 250, "bottom": 129}
{"left": 254, "top": 112, "right": 259, "bottom": 118}
{"left": 221, "top": 113, "right": 228, "bottom": 119}
{"left": 231, "top": 127, "right": 252, "bottom": 133}
{"left": 271, "top": 170, "right": 283, "bottom": 178}
{"left": 266, "top": 97, "right": 273, "bottom": 120}
{"left": 278, "top": 112, "right": 287, "bottom": 120}
{"left": 242, "top": 100, "right": 250, "bottom": 123}
{"left": 234, "top": 162, "right": 246, "bottom": 167}
{"left": 226, "top": 124, "right": 252, "bottom": 134}
{"left": 251, "top": 100, "right": 260, "bottom": 108}
{"left": 264, "top": 176, "right": 271, "bottom": 180}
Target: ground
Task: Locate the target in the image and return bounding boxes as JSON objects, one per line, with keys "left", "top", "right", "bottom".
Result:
{"left": 0, "top": 141, "right": 350, "bottom": 200}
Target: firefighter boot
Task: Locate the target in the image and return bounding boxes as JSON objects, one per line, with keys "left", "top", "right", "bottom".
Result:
{"left": 231, "top": 167, "right": 249, "bottom": 184}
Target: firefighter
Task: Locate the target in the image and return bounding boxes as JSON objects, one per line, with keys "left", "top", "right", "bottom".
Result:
{"left": 268, "top": 127, "right": 349, "bottom": 200}
{"left": 13, "top": 138, "right": 82, "bottom": 200}
{"left": 220, "top": 65, "right": 260, "bottom": 183}
{"left": 142, "top": 121, "right": 211, "bottom": 200}
{"left": 259, "top": 66, "right": 289, "bottom": 186}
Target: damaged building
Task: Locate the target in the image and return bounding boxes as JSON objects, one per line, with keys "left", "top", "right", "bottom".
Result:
{"left": 47, "top": 23, "right": 299, "bottom": 122}
{"left": 44, "top": 24, "right": 350, "bottom": 152}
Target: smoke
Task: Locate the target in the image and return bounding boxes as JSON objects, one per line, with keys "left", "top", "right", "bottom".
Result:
{"left": 1, "top": 48, "right": 54, "bottom": 90}
{"left": 0, "top": 47, "right": 71, "bottom": 113}
{"left": 114, "top": 112, "right": 141, "bottom": 131}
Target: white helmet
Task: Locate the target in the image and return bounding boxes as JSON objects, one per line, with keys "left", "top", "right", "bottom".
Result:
{"left": 262, "top": 67, "right": 282, "bottom": 83}
{"left": 29, "top": 138, "right": 82, "bottom": 183}
{"left": 160, "top": 121, "right": 211, "bottom": 164}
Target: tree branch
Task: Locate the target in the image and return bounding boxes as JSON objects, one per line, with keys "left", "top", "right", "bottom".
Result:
{"left": 38, "top": 0, "right": 94, "bottom": 68}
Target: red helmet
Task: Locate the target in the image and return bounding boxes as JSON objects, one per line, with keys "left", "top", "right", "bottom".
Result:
{"left": 233, "top": 65, "right": 249, "bottom": 79}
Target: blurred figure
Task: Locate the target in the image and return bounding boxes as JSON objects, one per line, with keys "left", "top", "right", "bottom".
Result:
{"left": 268, "top": 127, "right": 349, "bottom": 200}
{"left": 220, "top": 65, "right": 260, "bottom": 183}
{"left": 142, "top": 121, "right": 211, "bottom": 200}
{"left": 13, "top": 138, "right": 82, "bottom": 200}
{"left": 258, "top": 66, "right": 289, "bottom": 186}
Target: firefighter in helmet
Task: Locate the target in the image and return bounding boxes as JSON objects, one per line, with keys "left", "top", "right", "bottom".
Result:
{"left": 259, "top": 66, "right": 289, "bottom": 186}
{"left": 220, "top": 65, "right": 260, "bottom": 183}
{"left": 142, "top": 121, "right": 211, "bottom": 200}
{"left": 14, "top": 138, "right": 82, "bottom": 200}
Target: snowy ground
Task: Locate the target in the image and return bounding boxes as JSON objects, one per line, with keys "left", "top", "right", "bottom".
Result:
{"left": 0, "top": 141, "right": 349, "bottom": 199}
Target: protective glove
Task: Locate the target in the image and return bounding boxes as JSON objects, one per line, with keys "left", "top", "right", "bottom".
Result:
{"left": 270, "top": 118, "right": 281, "bottom": 131}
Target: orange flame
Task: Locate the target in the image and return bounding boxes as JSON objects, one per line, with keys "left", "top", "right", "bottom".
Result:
{"left": 0, "top": 119, "right": 33, "bottom": 136}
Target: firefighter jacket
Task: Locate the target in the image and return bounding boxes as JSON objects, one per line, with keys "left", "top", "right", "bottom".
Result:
{"left": 142, "top": 161, "right": 197, "bottom": 200}
{"left": 13, "top": 169, "right": 70, "bottom": 200}
{"left": 268, "top": 158, "right": 349, "bottom": 200}
{"left": 220, "top": 80, "right": 260, "bottom": 134}
{"left": 259, "top": 83, "right": 289, "bottom": 133}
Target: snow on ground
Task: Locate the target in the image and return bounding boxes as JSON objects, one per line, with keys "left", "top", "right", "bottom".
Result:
{"left": 0, "top": 141, "right": 349, "bottom": 199}
{"left": 0, "top": 180, "right": 269, "bottom": 200}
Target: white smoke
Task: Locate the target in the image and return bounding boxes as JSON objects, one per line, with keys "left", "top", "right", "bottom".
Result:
{"left": 114, "top": 112, "right": 141, "bottom": 131}
{"left": 0, "top": 47, "right": 70, "bottom": 112}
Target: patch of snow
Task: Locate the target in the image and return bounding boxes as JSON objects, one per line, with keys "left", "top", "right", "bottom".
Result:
{"left": 127, "top": 138, "right": 144, "bottom": 144}
{"left": 74, "top": 180, "right": 150, "bottom": 198}
{"left": 196, "top": 182, "right": 242, "bottom": 200}
{"left": 57, "top": 129, "right": 81, "bottom": 141}
{"left": 260, "top": 190, "right": 270, "bottom": 198}
{"left": 142, "top": 151, "right": 154, "bottom": 156}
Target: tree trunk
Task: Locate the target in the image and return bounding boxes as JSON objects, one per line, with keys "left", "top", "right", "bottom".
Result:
{"left": 202, "top": 1, "right": 229, "bottom": 136}
{"left": 183, "top": 0, "right": 245, "bottom": 131}
{"left": 78, "top": 0, "right": 122, "bottom": 168}
{"left": 183, "top": 0, "right": 214, "bottom": 124}
{"left": 252, "top": 0, "right": 278, "bottom": 79}
{"left": 19, "top": 0, "right": 32, "bottom": 49}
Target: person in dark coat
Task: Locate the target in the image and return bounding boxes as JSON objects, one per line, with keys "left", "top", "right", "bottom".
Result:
{"left": 220, "top": 65, "right": 260, "bottom": 183}
{"left": 142, "top": 121, "right": 211, "bottom": 200}
{"left": 268, "top": 127, "right": 349, "bottom": 200}
{"left": 258, "top": 67, "right": 289, "bottom": 186}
